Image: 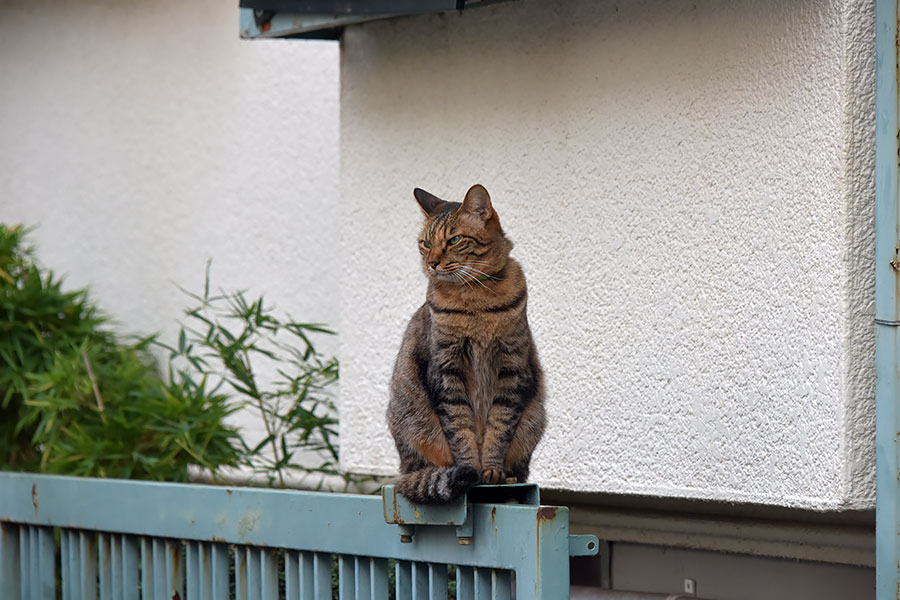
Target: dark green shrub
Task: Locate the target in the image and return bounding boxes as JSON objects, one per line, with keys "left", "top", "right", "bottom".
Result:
{"left": 0, "top": 225, "right": 240, "bottom": 480}
{"left": 0, "top": 224, "right": 102, "bottom": 468}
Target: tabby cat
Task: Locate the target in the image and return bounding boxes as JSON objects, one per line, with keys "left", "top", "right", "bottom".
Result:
{"left": 386, "top": 184, "right": 546, "bottom": 504}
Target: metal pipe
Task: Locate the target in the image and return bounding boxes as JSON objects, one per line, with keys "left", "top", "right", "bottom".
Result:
{"left": 875, "top": 0, "right": 900, "bottom": 598}
{"left": 875, "top": 0, "right": 900, "bottom": 596}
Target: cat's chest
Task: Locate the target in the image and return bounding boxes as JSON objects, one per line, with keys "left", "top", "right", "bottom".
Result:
{"left": 432, "top": 309, "right": 519, "bottom": 342}
{"left": 464, "top": 339, "right": 497, "bottom": 430}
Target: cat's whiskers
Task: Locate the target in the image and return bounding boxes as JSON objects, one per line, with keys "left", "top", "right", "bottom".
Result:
{"left": 461, "top": 264, "right": 505, "bottom": 282}
{"left": 457, "top": 266, "right": 495, "bottom": 292}
{"left": 451, "top": 270, "right": 474, "bottom": 290}
{"left": 446, "top": 266, "right": 475, "bottom": 290}
{"left": 461, "top": 261, "right": 506, "bottom": 277}
{"left": 442, "top": 263, "right": 474, "bottom": 290}
{"left": 462, "top": 259, "right": 502, "bottom": 267}
{"left": 461, "top": 260, "right": 506, "bottom": 271}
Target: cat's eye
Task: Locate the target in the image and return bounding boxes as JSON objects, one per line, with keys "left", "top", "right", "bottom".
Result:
{"left": 447, "top": 235, "right": 462, "bottom": 246}
{"left": 422, "top": 240, "right": 432, "bottom": 249}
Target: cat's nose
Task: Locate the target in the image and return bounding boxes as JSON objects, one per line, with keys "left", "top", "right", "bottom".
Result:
{"left": 428, "top": 261, "right": 439, "bottom": 270}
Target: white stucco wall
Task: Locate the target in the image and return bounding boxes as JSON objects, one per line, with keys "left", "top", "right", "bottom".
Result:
{"left": 0, "top": 0, "right": 340, "bottom": 447}
{"left": 338, "top": 0, "right": 876, "bottom": 510}
{"left": 0, "top": 0, "right": 877, "bottom": 511}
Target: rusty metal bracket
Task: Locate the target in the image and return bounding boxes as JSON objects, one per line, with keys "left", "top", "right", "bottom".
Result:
{"left": 382, "top": 485, "right": 470, "bottom": 526}
{"left": 382, "top": 484, "right": 474, "bottom": 544}
{"left": 381, "top": 483, "right": 599, "bottom": 558}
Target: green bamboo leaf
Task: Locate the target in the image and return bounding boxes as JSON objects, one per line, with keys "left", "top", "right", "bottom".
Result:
{"left": 248, "top": 434, "right": 277, "bottom": 456}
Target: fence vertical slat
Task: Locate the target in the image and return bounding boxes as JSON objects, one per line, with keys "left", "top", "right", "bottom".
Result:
{"left": 455, "top": 567, "right": 466, "bottom": 599}
{"left": 394, "top": 561, "right": 411, "bottom": 600}
{"left": 120, "top": 535, "right": 138, "bottom": 600}
{"left": 165, "top": 540, "right": 183, "bottom": 600}
{"left": 338, "top": 555, "right": 355, "bottom": 600}
{"left": 30, "top": 527, "right": 50, "bottom": 600}
{"left": 17, "top": 526, "right": 29, "bottom": 600}
{"left": 186, "top": 543, "right": 200, "bottom": 600}
{"left": 62, "top": 529, "right": 81, "bottom": 600}
{"left": 24, "top": 526, "right": 33, "bottom": 600}
{"left": 370, "top": 558, "right": 389, "bottom": 600}
{"left": 80, "top": 532, "right": 98, "bottom": 600}
{"left": 99, "top": 534, "right": 111, "bottom": 600}
{"left": 491, "top": 570, "right": 511, "bottom": 600}
{"left": 152, "top": 538, "right": 166, "bottom": 600}
{"left": 37, "top": 526, "right": 55, "bottom": 600}
{"left": 153, "top": 539, "right": 163, "bottom": 600}
{"left": 1, "top": 523, "right": 21, "bottom": 600}
{"left": 294, "top": 551, "right": 315, "bottom": 600}
{"left": 246, "top": 547, "right": 261, "bottom": 600}
{"left": 260, "top": 548, "right": 278, "bottom": 599}
{"left": 473, "top": 567, "right": 491, "bottom": 600}
{"left": 313, "top": 553, "right": 331, "bottom": 600}
{"left": 427, "top": 563, "right": 447, "bottom": 600}
{"left": 238, "top": 546, "right": 262, "bottom": 600}
{"left": 397, "top": 561, "right": 410, "bottom": 599}
{"left": 354, "top": 556, "right": 372, "bottom": 600}
{"left": 76, "top": 530, "right": 85, "bottom": 600}
{"left": 411, "top": 562, "right": 429, "bottom": 600}
{"left": 60, "top": 529, "right": 71, "bottom": 600}
{"left": 27, "top": 526, "right": 38, "bottom": 600}
{"left": 235, "top": 546, "right": 248, "bottom": 600}
{"left": 140, "top": 538, "right": 153, "bottom": 600}
{"left": 19, "top": 526, "right": 31, "bottom": 600}
{"left": 110, "top": 535, "right": 123, "bottom": 598}
{"left": 210, "top": 543, "right": 230, "bottom": 600}
{"left": 65, "top": 532, "right": 75, "bottom": 600}
{"left": 200, "top": 542, "right": 214, "bottom": 600}
{"left": 285, "top": 551, "right": 299, "bottom": 600}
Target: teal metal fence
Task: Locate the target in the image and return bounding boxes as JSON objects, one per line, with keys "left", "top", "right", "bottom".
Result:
{"left": 0, "top": 472, "right": 597, "bottom": 599}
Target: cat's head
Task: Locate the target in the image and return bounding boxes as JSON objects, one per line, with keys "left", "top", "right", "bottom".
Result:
{"left": 413, "top": 184, "right": 513, "bottom": 284}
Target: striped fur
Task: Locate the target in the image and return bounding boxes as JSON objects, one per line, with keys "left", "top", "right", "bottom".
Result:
{"left": 387, "top": 184, "right": 546, "bottom": 504}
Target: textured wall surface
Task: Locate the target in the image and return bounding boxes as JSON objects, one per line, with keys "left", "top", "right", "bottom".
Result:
{"left": 0, "top": 0, "right": 340, "bottom": 446}
{"left": 0, "top": 0, "right": 877, "bottom": 510}
{"left": 339, "top": 0, "right": 876, "bottom": 509}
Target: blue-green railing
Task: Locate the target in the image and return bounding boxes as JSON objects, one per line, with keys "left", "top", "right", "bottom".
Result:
{"left": 0, "top": 472, "right": 597, "bottom": 599}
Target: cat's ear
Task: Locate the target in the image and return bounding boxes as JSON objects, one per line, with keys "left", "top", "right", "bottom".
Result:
{"left": 414, "top": 188, "right": 444, "bottom": 216}
{"left": 460, "top": 184, "right": 493, "bottom": 221}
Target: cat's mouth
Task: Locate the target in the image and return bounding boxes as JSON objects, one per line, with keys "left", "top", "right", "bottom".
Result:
{"left": 431, "top": 269, "right": 458, "bottom": 282}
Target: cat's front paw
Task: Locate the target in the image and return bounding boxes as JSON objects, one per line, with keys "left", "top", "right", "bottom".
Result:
{"left": 481, "top": 468, "right": 505, "bottom": 484}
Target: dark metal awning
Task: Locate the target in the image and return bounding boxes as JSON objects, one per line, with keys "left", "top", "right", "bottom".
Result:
{"left": 239, "top": 0, "right": 511, "bottom": 40}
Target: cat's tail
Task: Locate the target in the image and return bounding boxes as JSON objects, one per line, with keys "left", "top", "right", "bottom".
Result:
{"left": 395, "top": 465, "right": 480, "bottom": 504}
